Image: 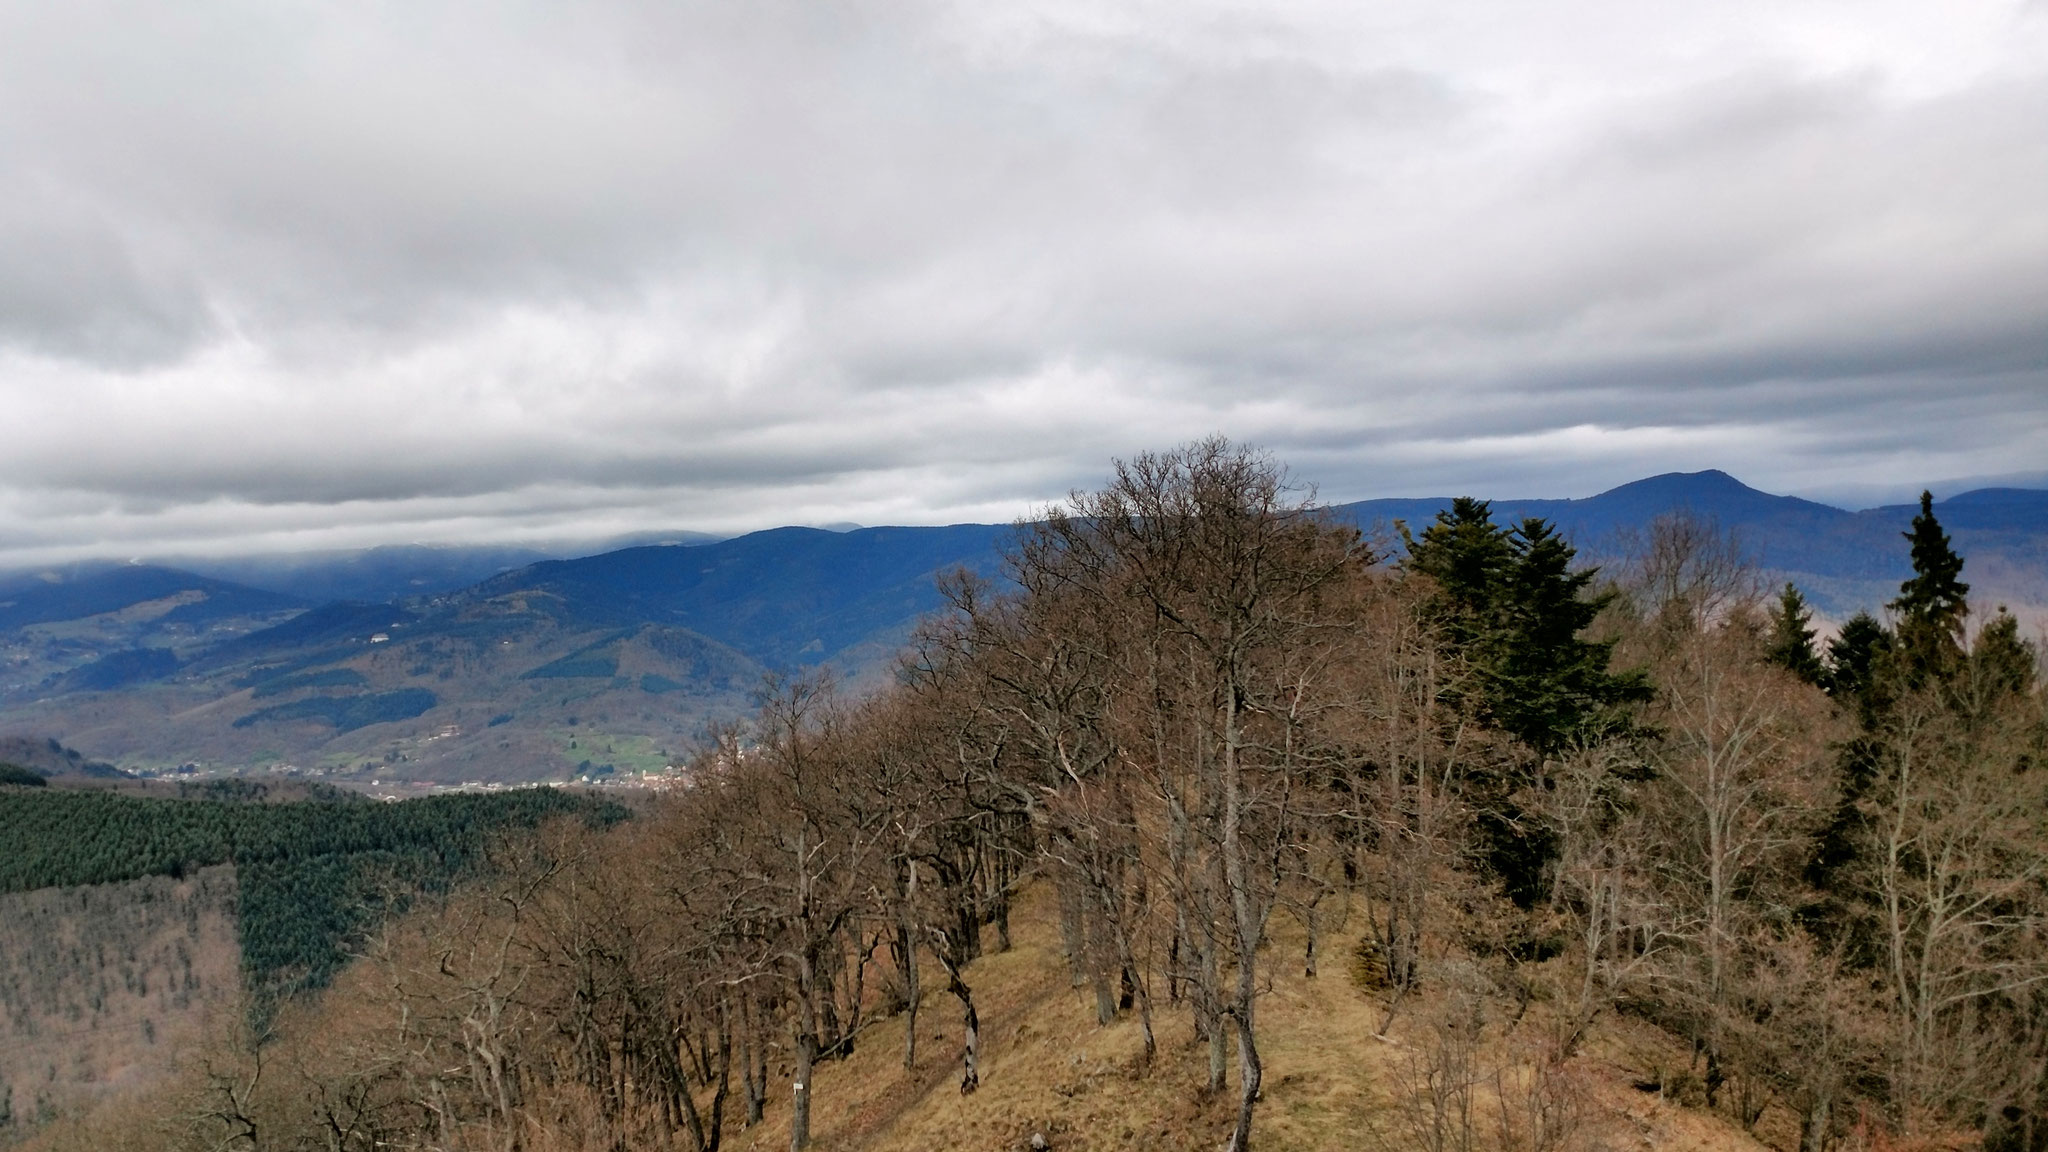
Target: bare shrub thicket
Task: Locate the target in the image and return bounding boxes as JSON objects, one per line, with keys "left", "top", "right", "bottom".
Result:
{"left": 1370, "top": 964, "right": 1592, "bottom": 1152}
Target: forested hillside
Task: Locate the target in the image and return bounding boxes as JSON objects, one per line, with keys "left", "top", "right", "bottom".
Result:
{"left": 0, "top": 786, "right": 623, "bottom": 1005}
{"left": 21, "top": 440, "right": 2042, "bottom": 1152}
{"left": 0, "top": 736, "right": 130, "bottom": 780}
{"left": 0, "top": 868, "right": 240, "bottom": 1137}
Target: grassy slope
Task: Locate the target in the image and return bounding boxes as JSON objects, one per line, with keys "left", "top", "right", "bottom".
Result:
{"left": 727, "top": 882, "right": 1771, "bottom": 1152}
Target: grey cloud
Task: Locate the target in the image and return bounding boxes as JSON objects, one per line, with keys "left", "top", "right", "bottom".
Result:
{"left": 0, "top": 177, "right": 212, "bottom": 364}
{"left": 0, "top": 0, "right": 2042, "bottom": 565}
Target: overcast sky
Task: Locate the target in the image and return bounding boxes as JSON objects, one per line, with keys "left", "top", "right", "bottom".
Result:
{"left": 1, "top": 0, "right": 2044, "bottom": 564}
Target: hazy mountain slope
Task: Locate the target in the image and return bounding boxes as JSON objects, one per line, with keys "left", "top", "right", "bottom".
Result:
{"left": 167, "top": 533, "right": 728, "bottom": 604}
{"left": 0, "top": 565, "right": 302, "bottom": 632}
{"left": 0, "top": 566, "right": 307, "bottom": 701}
{"left": 14, "top": 524, "right": 1009, "bottom": 780}
{"left": 1334, "top": 469, "right": 1853, "bottom": 561}
{"left": 6, "top": 598, "right": 768, "bottom": 782}
{"left": 463, "top": 522, "right": 1015, "bottom": 667}
{"left": 176, "top": 544, "right": 562, "bottom": 604}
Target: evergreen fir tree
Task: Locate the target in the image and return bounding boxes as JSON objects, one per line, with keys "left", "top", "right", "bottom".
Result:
{"left": 1969, "top": 607, "right": 2037, "bottom": 700}
{"left": 1404, "top": 501, "right": 1646, "bottom": 752}
{"left": 1401, "top": 497, "right": 1514, "bottom": 655}
{"left": 1764, "top": 582, "right": 1826, "bottom": 685}
{"left": 1492, "top": 517, "right": 1649, "bottom": 756}
{"left": 1405, "top": 503, "right": 1649, "bottom": 906}
{"left": 1826, "top": 611, "right": 1892, "bottom": 702}
{"left": 1888, "top": 490, "right": 1969, "bottom": 678}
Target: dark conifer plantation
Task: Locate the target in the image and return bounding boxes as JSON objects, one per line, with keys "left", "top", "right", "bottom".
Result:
{"left": 0, "top": 786, "right": 622, "bottom": 1006}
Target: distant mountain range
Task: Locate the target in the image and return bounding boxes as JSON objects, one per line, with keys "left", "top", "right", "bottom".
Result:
{"left": 1331, "top": 470, "right": 2048, "bottom": 619}
{"left": 0, "top": 472, "right": 2040, "bottom": 784}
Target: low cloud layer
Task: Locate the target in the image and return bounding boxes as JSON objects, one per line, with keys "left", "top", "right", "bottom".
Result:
{"left": 1, "top": 0, "right": 2044, "bottom": 563}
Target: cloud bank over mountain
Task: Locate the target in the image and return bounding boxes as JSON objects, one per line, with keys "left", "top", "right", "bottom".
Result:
{"left": 0, "top": 0, "right": 2044, "bottom": 563}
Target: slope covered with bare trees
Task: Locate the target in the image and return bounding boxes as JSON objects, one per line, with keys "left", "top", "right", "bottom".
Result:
{"left": 18, "top": 439, "right": 2045, "bottom": 1152}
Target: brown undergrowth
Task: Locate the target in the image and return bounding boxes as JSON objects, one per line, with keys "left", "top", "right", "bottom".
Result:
{"left": 718, "top": 880, "right": 1774, "bottom": 1152}
{"left": 13, "top": 871, "right": 1813, "bottom": 1152}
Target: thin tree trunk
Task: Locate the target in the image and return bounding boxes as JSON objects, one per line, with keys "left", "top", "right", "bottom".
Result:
{"left": 1799, "top": 1089, "right": 1831, "bottom": 1152}
{"left": 1092, "top": 966, "right": 1117, "bottom": 1026}
{"left": 743, "top": 995, "right": 767, "bottom": 1127}
{"left": 897, "top": 918, "right": 920, "bottom": 1069}
{"left": 791, "top": 954, "right": 818, "bottom": 1152}
{"left": 789, "top": 1023, "right": 815, "bottom": 1152}
{"left": 708, "top": 1004, "right": 731, "bottom": 1151}
{"left": 992, "top": 852, "right": 1014, "bottom": 953}
{"left": 936, "top": 954, "right": 981, "bottom": 1095}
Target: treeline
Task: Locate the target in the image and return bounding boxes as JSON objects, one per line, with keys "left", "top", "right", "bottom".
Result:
{"left": 0, "top": 786, "right": 622, "bottom": 1002}
{"left": 119, "top": 439, "right": 2044, "bottom": 1152}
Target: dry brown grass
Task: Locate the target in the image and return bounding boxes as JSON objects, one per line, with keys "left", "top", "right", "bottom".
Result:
{"left": 0, "top": 869, "right": 1792, "bottom": 1152}
{"left": 716, "top": 881, "right": 1775, "bottom": 1152}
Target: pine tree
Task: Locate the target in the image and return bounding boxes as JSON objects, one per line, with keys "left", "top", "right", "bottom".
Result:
{"left": 1493, "top": 517, "right": 1649, "bottom": 755}
{"left": 1405, "top": 503, "right": 1649, "bottom": 905}
{"left": 1888, "top": 491, "right": 1969, "bottom": 678}
{"left": 1826, "top": 611, "right": 1891, "bottom": 701}
{"left": 1401, "top": 497, "right": 1514, "bottom": 654}
{"left": 1405, "top": 504, "right": 1648, "bottom": 753}
{"left": 1765, "top": 582, "right": 1826, "bottom": 685}
{"left": 1969, "top": 608, "right": 2037, "bottom": 700}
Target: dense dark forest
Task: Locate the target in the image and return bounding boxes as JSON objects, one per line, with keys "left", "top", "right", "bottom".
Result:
{"left": 0, "top": 786, "right": 622, "bottom": 1002}
{"left": 12, "top": 439, "right": 2045, "bottom": 1152}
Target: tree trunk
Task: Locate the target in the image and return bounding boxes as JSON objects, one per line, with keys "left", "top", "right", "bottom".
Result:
{"left": 1222, "top": 669, "right": 1266, "bottom": 1152}
{"left": 1092, "top": 967, "right": 1117, "bottom": 1026}
{"left": 707, "top": 999, "right": 732, "bottom": 1152}
{"left": 992, "top": 851, "right": 1014, "bottom": 953}
{"left": 1229, "top": 1007, "right": 1263, "bottom": 1152}
{"left": 789, "top": 1023, "right": 815, "bottom": 1152}
{"left": 791, "top": 948, "right": 819, "bottom": 1152}
{"left": 743, "top": 1000, "right": 767, "bottom": 1127}
{"left": 1059, "top": 880, "right": 1087, "bottom": 986}
{"left": 1799, "top": 1088, "right": 1831, "bottom": 1152}
{"left": 947, "top": 965, "right": 980, "bottom": 1095}
{"left": 896, "top": 918, "right": 920, "bottom": 1069}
